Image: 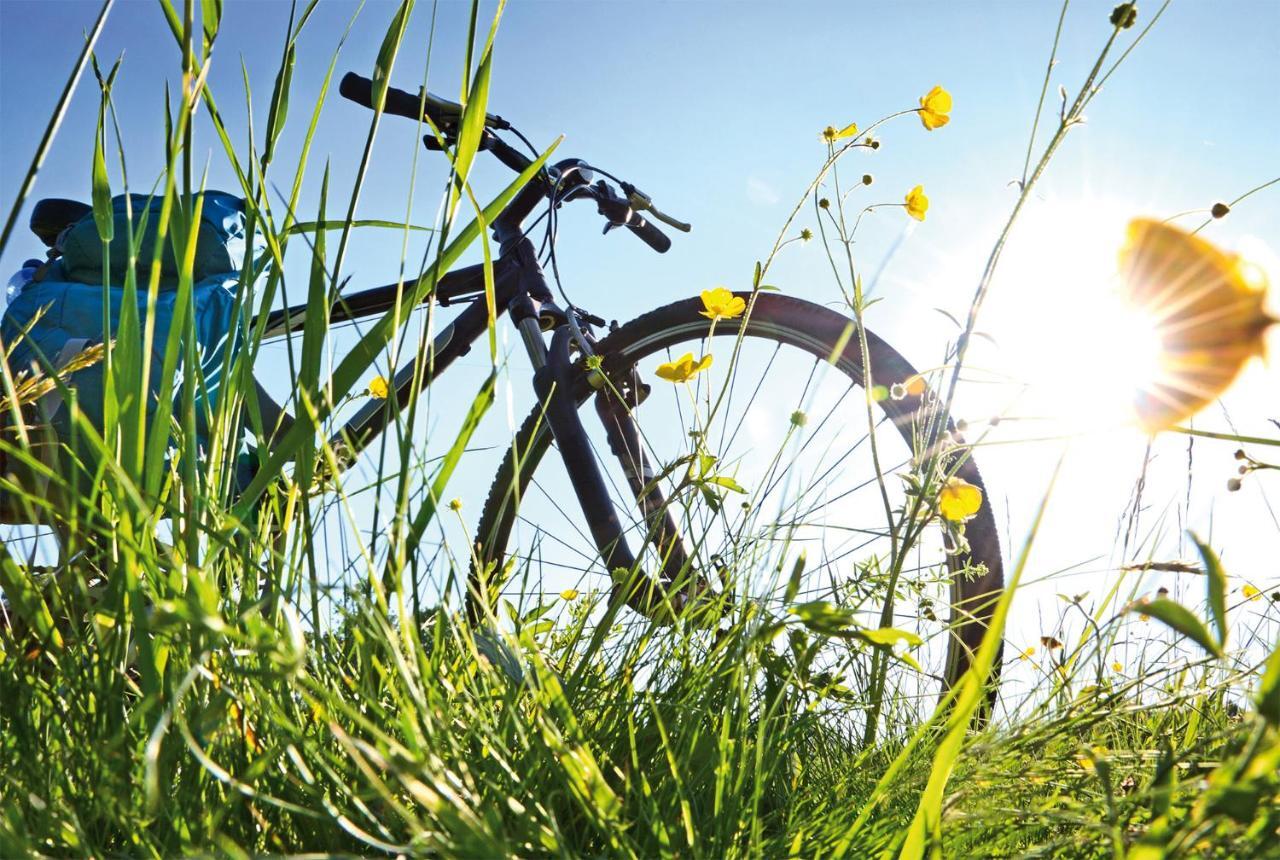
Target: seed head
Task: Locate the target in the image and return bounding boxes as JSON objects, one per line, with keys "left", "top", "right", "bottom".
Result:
{"left": 1110, "top": 3, "right": 1137, "bottom": 29}
{"left": 1211, "top": 202, "right": 1230, "bottom": 219}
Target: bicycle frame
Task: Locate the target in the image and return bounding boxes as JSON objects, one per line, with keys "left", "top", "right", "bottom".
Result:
{"left": 254, "top": 157, "right": 690, "bottom": 615}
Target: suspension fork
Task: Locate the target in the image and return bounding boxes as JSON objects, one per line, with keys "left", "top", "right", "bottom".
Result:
{"left": 591, "top": 371, "right": 692, "bottom": 587}
{"left": 522, "top": 319, "right": 686, "bottom": 618}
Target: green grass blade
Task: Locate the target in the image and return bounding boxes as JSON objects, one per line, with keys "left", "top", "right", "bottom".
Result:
{"left": 1191, "top": 532, "right": 1228, "bottom": 649}
{"left": 1127, "top": 597, "right": 1223, "bottom": 659}
{"left": 897, "top": 454, "right": 1065, "bottom": 860}
{"left": 0, "top": 0, "right": 113, "bottom": 258}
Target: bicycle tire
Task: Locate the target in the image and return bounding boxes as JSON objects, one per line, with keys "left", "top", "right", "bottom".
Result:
{"left": 472, "top": 292, "right": 1004, "bottom": 697}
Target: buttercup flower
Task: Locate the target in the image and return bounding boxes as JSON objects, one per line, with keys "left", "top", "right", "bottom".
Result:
{"left": 1117, "top": 218, "right": 1275, "bottom": 432}
{"left": 1019, "top": 647, "right": 1035, "bottom": 661}
{"left": 700, "top": 287, "right": 746, "bottom": 320}
{"left": 938, "top": 476, "right": 982, "bottom": 521}
{"left": 1112, "top": 661, "right": 1124, "bottom": 672}
{"left": 448, "top": 498, "right": 462, "bottom": 512}
{"left": 655, "top": 352, "right": 713, "bottom": 383}
{"left": 905, "top": 185, "right": 929, "bottom": 221}
{"left": 561, "top": 588, "right": 580, "bottom": 601}
{"left": 821, "top": 122, "right": 859, "bottom": 143}
{"left": 1243, "top": 584, "right": 1261, "bottom": 602}
{"left": 368, "top": 375, "right": 390, "bottom": 399}
{"left": 918, "top": 85, "right": 952, "bottom": 130}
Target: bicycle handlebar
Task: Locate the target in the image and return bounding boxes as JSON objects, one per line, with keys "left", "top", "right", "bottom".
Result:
{"left": 338, "top": 71, "right": 510, "bottom": 130}
{"left": 339, "top": 70, "right": 680, "bottom": 254}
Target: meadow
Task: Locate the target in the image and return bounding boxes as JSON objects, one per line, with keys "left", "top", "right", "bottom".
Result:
{"left": 1, "top": 1, "right": 1278, "bottom": 857}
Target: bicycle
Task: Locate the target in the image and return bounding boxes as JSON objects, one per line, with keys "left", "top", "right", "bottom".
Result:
{"left": 305, "top": 72, "right": 1004, "bottom": 702}
{"left": 9, "top": 71, "right": 1005, "bottom": 706}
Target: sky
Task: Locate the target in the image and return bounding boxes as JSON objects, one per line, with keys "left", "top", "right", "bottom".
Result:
{"left": 2, "top": 0, "right": 1278, "bottom": 693}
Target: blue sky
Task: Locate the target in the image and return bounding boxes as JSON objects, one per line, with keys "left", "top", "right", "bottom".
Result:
{"left": 2, "top": 1, "right": 1279, "bottom": 676}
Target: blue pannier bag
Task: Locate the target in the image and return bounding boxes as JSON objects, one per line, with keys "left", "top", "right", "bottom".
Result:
{"left": 0, "top": 191, "right": 251, "bottom": 517}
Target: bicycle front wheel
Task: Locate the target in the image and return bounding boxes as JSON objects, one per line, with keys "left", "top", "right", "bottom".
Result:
{"left": 474, "top": 292, "right": 1003, "bottom": 712}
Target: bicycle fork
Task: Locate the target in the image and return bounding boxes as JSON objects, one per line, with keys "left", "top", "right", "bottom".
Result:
{"left": 516, "top": 307, "right": 704, "bottom": 620}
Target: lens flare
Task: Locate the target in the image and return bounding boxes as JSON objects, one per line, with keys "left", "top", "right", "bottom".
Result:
{"left": 1117, "top": 218, "right": 1275, "bottom": 433}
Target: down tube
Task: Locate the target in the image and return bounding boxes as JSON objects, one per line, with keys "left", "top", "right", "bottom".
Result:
{"left": 328, "top": 270, "right": 521, "bottom": 461}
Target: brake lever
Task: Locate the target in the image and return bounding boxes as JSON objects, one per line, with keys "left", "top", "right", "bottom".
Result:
{"left": 621, "top": 183, "right": 692, "bottom": 233}
{"left": 591, "top": 181, "right": 634, "bottom": 230}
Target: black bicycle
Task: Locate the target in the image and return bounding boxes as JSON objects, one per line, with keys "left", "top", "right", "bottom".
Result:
{"left": 272, "top": 72, "right": 1006, "bottom": 700}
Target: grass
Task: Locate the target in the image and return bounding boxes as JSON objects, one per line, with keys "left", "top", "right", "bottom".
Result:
{"left": 2, "top": 1, "right": 1279, "bottom": 857}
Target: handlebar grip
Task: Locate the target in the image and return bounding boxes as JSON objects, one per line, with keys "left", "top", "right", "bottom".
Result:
{"left": 626, "top": 214, "right": 671, "bottom": 254}
{"left": 339, "top": 71, "right": 437, "bottom": 123}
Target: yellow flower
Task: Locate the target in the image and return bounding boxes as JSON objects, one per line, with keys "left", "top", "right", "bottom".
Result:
{"left": 448, "top": 498, "right": 462, "bottom": 512}
{"left": 938, "top": 476, "right": 982, "bottom": 521}
{"left": 655, "top": 352, "right": 713, "bottom": 383}
{"left": 918, "top": 85, "right": 952, "bottom": 130}
{"left": 820, "top": 122, "right": 858, "bottom": 144}
{"left": 1112, "top": 661, "right": 1124, "bottom": 672}
{"left": 700, "top": 287, "right": 746, "bottom": 321}
{"left": 368, "top": 375, "right": 390, "bottom": 399}
{"left": 1243, "top": 584, "right": 1261, "bottom": 602}
{"left": 1019, "top": 646, "right": 1035, "bottom": 661}
{"left": 905, "top": 185, "right": 929, "bottom": 221}
{"left": 561, "top": 588, "right": 579, "bottom": 601}
{"left": 1118, "top": 219, "right": 1275, "bottom": 433}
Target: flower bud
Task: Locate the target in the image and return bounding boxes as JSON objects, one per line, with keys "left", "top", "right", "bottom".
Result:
{"left": 1234, "top": 448, "right": 1247, "bottom": 460}
{"left": 1110, "top": 3, "right": 1137, "bottom": 28}
{"left": 1227, "top": 477, "right": 1242, "bottom": 492}
{"left": 862, "top": 174, "right": 874, "bottom": 185}
{"left": 869, "top": 139, "right": 881, "bottom": 150}
{"left": 1211, "top": 202, "right": 1230, "bottom": 219}
{"left": 818, "top": 197, "right": 830, "bottom": 209}
{"left": 800, "top": 228, "right": 813, "bottom": 242}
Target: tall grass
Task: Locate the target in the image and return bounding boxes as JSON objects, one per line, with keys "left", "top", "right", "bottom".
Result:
{"left": 1, "top": 1, "right": 1279, "bottom": 857}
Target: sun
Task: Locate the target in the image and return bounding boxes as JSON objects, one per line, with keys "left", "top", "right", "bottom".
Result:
{"left": 976, "top": 196, "right": 1165, "bottom": 434}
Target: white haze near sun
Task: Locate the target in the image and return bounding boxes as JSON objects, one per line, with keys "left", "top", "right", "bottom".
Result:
{"left": 928, "top": 193, "right": 1280, "bottom": 694}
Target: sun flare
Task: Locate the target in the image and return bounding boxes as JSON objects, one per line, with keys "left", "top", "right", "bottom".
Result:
{"left": 980, "top": 197, "right": 1166, "bottom": 434}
